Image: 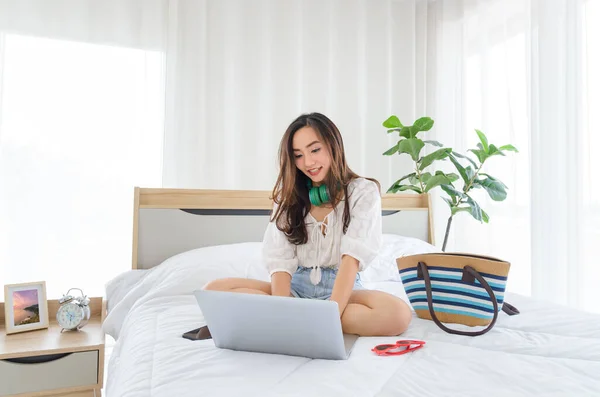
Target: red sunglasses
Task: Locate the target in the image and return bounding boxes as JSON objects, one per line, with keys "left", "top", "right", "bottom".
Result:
{"left": 371, "top": 339, "right": 426, "bottom": 356}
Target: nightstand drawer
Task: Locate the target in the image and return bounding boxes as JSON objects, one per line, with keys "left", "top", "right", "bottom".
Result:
{"left": 0, "top": 350, "right": 98, "bottom": 396}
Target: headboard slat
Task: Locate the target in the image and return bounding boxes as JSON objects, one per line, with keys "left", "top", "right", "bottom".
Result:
{"left": 132, "top": 188, "right": 434, "bottom": 270}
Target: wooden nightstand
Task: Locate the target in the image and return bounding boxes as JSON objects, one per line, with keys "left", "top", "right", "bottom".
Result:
{"left": 0, "top": 297, "right": 105, "bottom": 397}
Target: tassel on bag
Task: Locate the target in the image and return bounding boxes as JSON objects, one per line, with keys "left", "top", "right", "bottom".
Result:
{"left": 310, "top": 266, "right": 322, "bottom": 285}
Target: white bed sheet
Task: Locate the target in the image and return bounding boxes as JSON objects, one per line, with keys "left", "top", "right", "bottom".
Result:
{"left": 103, "top": 248, "right": 600, "bottom": 397}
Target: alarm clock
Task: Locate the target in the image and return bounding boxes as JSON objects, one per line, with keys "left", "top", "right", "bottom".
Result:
{"left": 56, "top": 288, "right": 91, "bottom": 332}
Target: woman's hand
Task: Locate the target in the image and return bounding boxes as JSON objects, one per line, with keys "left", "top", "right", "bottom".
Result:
{"left": 330, "top": 255, "right": 359, "bottom": 316}
{"left": 271, "top": 271, "right": 292, "bottom": 297}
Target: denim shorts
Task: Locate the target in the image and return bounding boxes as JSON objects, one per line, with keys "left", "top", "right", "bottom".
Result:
{"left": 290, "top": 266, "right": 364, "bottom": 300}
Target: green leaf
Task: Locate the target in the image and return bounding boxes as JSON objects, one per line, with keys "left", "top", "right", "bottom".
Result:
{"left": 409, "top": 175, "right": 420, "bottom": 185}
{"left": 451, "top": 206, "right": 471, "bottom": 216}
{"left": 383, "top": 143, "right": 399, "bottom": 156}
{"left": 465, "top": 196, "right": 483, "bottom": 222}
{"left": 448, "top": 154, "right": 469, "bottom": 184}
{"left": 424, "top": 171, "right": 454, "bottom": 192}
{"left": 499, "top": 144, "right": 519, "bottom": 153}
{"left": 453, "top": 201, "right": 486, "bottom": 224}
{"left": 488, "top": 144, "right": 505, "bottom": 156}
{"left": 465, "top": 166, "right": 476, "bottom": 183}
{"left": 387, "top": 128, "right": 401, "bottom": 134}
{"left": 394, "top": 172, "right": 416, "bottom": 185}
{"left": 452, "top": 151, "right": 478, "bottom": 168}
{"left": 397, "top": 185, "right": 422, "bottom": 193}
{"left": 476, "top": 177, "right": 508, "bottom": 201}
{"left": 419, "top": 148, "right": 452, "bottom": 170}
{"left": 475, "top": 129, "right": 489, "bottom": 152}
{"left": 479, "top": 173, "right": 508, "bottom": 188}
{"left": 412, "top": 117, "right": 434, "bottom": 132}
{"left": 442, "top": 197, "right": 455, "bottom": 207}
{"left": 388, "top": 173, "right": 424, "bottom": 194}
{"left": 408, "top": 126, "right": 418, "bottom": 138}
{"left": 383, "top": 115, "right": 402, "bottom": 128}
{"left": 397, "top": 138, "right": 425, "bottom": 161}
{"left": 399, "top": 127, "right": 412, "bottom": 138}
{"left": 470, "top": 179, "right": 483, "bottom": 189}
{"left": 446, "top": 173, "right": 460, "bottom": 182}
{"left": 441, "top": 184, "right": 466, "bottom": 199}
{"left": 420, "top": 172, "right": 432, "bottom": 184}
{"left": 423, "top": 140, "right": 444, "bottom": 147}
{"left": 481, "top": 209, "right": 490, "bottom": 223}
{"left": 389, "top": 173, "right": 416, "bottom": 189}
{"left": 388, "top": 184, "right": 422, "bottom": 194}
{"left": 468, "top": 148, "right": 489, "bottom": 164}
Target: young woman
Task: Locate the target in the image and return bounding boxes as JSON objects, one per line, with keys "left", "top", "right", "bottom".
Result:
{"left": 204, "top": 112, "right": 412, "bottom": 337}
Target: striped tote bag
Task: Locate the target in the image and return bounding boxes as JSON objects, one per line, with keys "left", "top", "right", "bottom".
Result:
{"left": 397, "top": 253, "right": 519, "bottom": 336}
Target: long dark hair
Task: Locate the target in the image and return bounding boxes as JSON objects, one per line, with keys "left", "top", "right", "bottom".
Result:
{"left": 270, "top": 112, "right": 379, "bottom": 245}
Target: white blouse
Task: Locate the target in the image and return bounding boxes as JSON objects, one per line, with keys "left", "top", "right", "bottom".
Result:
{"left": 262, "top": 177, "right": 382, "bottom": 285}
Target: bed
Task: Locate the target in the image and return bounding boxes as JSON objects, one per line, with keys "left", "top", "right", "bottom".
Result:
{"left": 102, "top": 188, "right": 600, "bottom": 397}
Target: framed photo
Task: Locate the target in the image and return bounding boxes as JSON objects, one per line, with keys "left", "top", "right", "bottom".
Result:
{"left": 3, "top": 281, "right": 49, "bottom": 335}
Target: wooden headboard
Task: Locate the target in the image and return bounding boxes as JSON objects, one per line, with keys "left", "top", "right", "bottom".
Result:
{"left": 132, "top": 187, "right": 434, "bottom": 270}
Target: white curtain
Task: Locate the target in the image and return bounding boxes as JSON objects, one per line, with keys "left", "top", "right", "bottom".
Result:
{"left": 425, "top": 0, "right": 599, "bottom": 313}
{"left": 0, "top": 1, "right": 167, "bottom": 298}
{"left": 161, "top": 0, "right": 427, "bottom": 190}
{"left": 1, "top": 0, "right": 598, "bottom": 313}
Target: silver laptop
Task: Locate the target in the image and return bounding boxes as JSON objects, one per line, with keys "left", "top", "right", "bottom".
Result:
{"left": 193, "top": 289, "right": 359, "bottom": 360}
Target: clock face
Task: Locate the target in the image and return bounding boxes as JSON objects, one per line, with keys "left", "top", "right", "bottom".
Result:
{"left": 57, "top": 303, "right": 83, "bottom": 330}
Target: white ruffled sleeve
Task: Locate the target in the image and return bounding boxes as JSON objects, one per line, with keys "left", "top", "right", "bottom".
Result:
{"left": 340, "top": 179, "right": 383, "bottom": 271}
{"left": 262, "top": 206, "right": 299, "bottom": 277}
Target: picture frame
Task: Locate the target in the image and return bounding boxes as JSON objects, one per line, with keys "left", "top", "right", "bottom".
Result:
{"left": 3, "top": 281, "right": 49, "bottom": 335}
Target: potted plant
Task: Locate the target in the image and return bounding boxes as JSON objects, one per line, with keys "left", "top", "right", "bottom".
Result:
{"left": 382, "top": 115, "right": 518, "bottom": 251}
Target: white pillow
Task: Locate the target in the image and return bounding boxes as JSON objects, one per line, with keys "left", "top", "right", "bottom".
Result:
{"left": 359, "top": 234, "right": 440, "bottom": 282}
{"left": 103, "top": 242, "right": 268, "bottom": 339}
{"left": 104, "top": 269, "right": 149, "bottom": 313}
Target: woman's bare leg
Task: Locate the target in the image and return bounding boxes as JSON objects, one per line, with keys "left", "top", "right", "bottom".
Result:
{"left": 341, "top": 290, "right": 413, "bottom": 336}
{"left": 203, "top": 278, "right": 272, "bottom": 295}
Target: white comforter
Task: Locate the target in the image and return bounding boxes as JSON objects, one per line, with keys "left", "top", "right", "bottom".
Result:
{"left": 103, "top": 244, "right": 600, "bottom": 397}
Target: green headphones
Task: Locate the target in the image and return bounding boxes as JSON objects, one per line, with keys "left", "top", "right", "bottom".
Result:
{"left": 306, "top": 179, "right": 331, "bottom": 206}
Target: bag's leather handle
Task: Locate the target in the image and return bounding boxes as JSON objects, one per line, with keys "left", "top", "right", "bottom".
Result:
{"left": 417, "top": 261, "right": 499, "bottom": 336}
